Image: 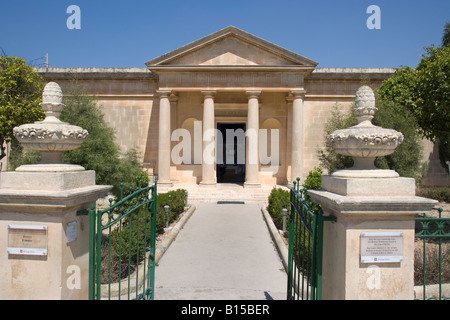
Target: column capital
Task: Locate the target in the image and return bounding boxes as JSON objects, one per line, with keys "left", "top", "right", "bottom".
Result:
{"left": 286, "top": 93, "right": 293, "bottom": 104}
{"left": 290, "top": 89, "right": 307, "bottom": 98}
{"left": 169, "top": 92, "right": 178, "bottom": 103}
{"left": 246, "top": 90, "right": 262, "bottom": 99}
{"left": 156, "top": 89, "right": 172, "bottom": 98}
{"left": 201, "top": 90, "right": 216, "bottom": 99}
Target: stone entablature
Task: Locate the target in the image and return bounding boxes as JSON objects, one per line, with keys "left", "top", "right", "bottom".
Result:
{"left": 156, "top": 71, "right": 305, "bottom": 90}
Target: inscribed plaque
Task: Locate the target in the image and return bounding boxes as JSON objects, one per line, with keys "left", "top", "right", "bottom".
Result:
{"left": 7, "top": 224, "right": 48, "bottom": 256}
{"left": 360, "top": 232, "right": 403, "bottom": 263}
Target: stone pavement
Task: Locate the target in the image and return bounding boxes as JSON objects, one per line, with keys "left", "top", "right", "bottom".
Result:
{"left": 154, "top": 202, "right": 287, "bottom": 300}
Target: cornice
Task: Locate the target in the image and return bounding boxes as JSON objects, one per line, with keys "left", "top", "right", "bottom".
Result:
{"left": 36, "top": 67, "right": 155, "bottom": 80}
{"left": 148, "top": 65, "right": 316, "bottom": 72}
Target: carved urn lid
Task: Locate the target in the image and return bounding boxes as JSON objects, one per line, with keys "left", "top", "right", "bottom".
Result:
{"left": 327, "top": 85, "right": 404, "bottom": 178}
{"left": 12, "top": 82, "right": 88, "bottom": 171}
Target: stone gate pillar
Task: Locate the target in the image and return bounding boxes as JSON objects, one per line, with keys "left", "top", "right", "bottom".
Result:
{"left": 308, "top": 86, "right": 437, "bottom": 300}
{"left": 0, "top": 82, "right": 111, "bottom": 299}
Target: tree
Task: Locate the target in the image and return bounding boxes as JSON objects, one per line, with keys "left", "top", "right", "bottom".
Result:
{"left": 443, "top": 21, "right": 450, "bottom": 47}
{"left": 318, "top": 104, "right": 356, "bottom": 174}
{"left": 378, "top": 45, "right": 450, "bottom": 143}
{"left": 60, "top": 83, "right": 145, "bottom": 199}
{"left": 372, "top": 96, "right": 423, "bottom": 178}
{"left": 378, "top": 23, "right": 450, "bottom": 173}
{"left": 440, "top": 21, "right": 450, "bottom": 173}
{"left": 0, "top": 56, "right": 44, "bottom": 160}
{"left": 9, "top": 81, "right": 145, "bottom": 199}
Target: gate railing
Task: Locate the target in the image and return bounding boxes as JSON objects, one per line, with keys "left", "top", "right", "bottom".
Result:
{"left": 86, "top": 176, "right": 157, "bottom": 300}
{"left": 415, "top": 207, "right": 450, "bottom": 300}
{"left": 287, "top": 178, "right": 336, "bottom": 300}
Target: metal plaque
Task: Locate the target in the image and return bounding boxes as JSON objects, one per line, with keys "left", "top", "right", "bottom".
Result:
{"left": 66, "top": 221, "right": 77, "bottom": 243}
{"left": 360, "top": 231, "right": 403, "bottom": 263}
{"left": 7, "top": 224, "right": 48, "bottom": 256}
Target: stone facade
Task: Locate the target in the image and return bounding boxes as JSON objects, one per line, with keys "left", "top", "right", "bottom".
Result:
{"left": 21, "top": 26, "right": 447, "bottom": 188}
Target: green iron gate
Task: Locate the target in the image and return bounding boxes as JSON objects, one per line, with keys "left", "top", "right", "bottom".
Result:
{"left": 86, "top": 176, "right": 157, "bottom": 300}
{"left": 287, "top": 178, "right": 335, "bottom": 300}
{"left": 415, "top": 207, "right": 450, "bottom": 300}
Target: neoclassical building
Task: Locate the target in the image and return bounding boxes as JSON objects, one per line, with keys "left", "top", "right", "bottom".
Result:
{"left": 29, "top": 26, "right": 447, "bottom": 188}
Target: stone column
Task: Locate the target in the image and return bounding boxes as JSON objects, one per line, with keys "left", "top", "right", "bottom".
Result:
{"left": 199, "top": 90, "right": 216, "bottom": 187}
{"left": 244, "top": 90, "right": 261, "bottom": 188}
{"left": 169, "top": 93, "right": 178, "bottom": 152}
{"left": 290, "top": 89, "right": 306, "bottom": 184}
{"left": 285, "top": 94, "right": 293, "bottom": 186}
{"left": 157, "top": 90, "right": 173, "bottom": 189}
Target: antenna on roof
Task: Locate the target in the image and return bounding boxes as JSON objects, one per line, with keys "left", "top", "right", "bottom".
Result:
{"left": 45, "top": 53, "right": 49, "bottom": 70}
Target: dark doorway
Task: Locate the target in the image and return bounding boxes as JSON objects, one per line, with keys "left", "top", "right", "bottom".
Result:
{"left": 216, "top": 123, "right": 246, "bottom": 183}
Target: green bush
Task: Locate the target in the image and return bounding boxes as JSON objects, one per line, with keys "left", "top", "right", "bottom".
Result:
{"left": 156, "top": 189, "right": 187, "bottom": 234}
{"left": 302, "top": 167, "right": 323, "bottom": 190}
{"left": 318, "top": 104, "right": 356, "bottom": 173}
{"left": 416, "top": 186, "right": 450, "bottom": 203}
{"left": 7, "top": 137, "right": 41, "bottom": 170}
{"left": 301, "top": 167, "right": 323, "bottom": 213}
{"left": 60, "top": 83, "right": 144, "bottom": 200}
{"left": 267, "top": 187, "right": 290, "bottom": 230}
{"left": 372, "top": 97, "right": 423, "bottom": 178}
{"left": 109, "top": 188, "right": 187, "bottom": 265}
{"left": 110, "top": 206, "right": 151, "bottom": 263}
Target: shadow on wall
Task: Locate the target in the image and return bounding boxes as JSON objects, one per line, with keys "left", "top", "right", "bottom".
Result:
{"left": 423, "top": 142, "right": 449, "bottom": 187}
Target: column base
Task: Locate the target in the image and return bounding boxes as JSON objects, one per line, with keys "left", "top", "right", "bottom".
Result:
{"left": 244, "top": 182, "right": 261, "bottom": 189}
{"left": 199, "top": 181, "right": 217, "bottom": 189}
{"left": 158, "top": 180, "right": 173, "bottom": 190}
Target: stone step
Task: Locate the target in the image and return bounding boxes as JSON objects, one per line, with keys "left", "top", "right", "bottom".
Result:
{"left": 189, "top": 194, "right": 269, "bottom": 203}
{"left": 163, "top": 183, "right": 288, "bottom": 203}
{"left": 97, "top": 184, "right": 285, "bottom": 206}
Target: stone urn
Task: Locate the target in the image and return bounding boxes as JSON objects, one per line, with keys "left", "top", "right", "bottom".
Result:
{"left": 327, "top": 85, "right": 404, "bottom": 178}
{"left": 13, "top": 82, "right": 88, "bottom": 172}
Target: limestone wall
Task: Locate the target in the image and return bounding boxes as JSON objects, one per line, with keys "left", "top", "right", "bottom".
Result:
{"left": 28, "top": 67, "right": 448, "bottom": 187}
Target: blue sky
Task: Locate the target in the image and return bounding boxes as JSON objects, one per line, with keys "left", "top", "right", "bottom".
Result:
{"left": 1, "top": 0, "right": 449, "bottom": 68}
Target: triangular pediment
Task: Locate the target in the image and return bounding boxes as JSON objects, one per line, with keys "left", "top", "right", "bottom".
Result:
{"left": 145, "top": 26, "right": 318, "bottom": 68}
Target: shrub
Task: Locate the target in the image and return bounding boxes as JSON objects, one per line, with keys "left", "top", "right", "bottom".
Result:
{"left": 318, "top": 104, "right": 356, "bottom": 173}
{"left": 156, "top": 189, "right": 187, "bottom": 234}
{"left": 372, "top": 97, "right": 423, "bottom": 178}
{"left": 301, "top": 167, "right": 323, "bottom": 213}
{"left": 7, "top": 138, "right": 41, "bottom": 170}
{"left": 109, "top": 188, "right": 187, "bottom": 269}
{"left": 267, "top": 187, "right": 290, "bottom": 230}
{"left": 302, "top": 167, "right": 323, "bottom": 190}
{"left": 60, "top": 83, "right": 144, "bottom": 200}
{"left": 416, "top": 186, "right": 450, "bottom": 202}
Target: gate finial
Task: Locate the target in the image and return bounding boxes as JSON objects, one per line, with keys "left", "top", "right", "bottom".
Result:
{"left": 12, "top": 82, "right": 88, "bottom": 171}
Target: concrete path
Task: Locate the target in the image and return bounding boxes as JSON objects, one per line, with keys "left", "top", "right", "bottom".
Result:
{"left": 154, "top": 202, "right": 287, "bottom": 300}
